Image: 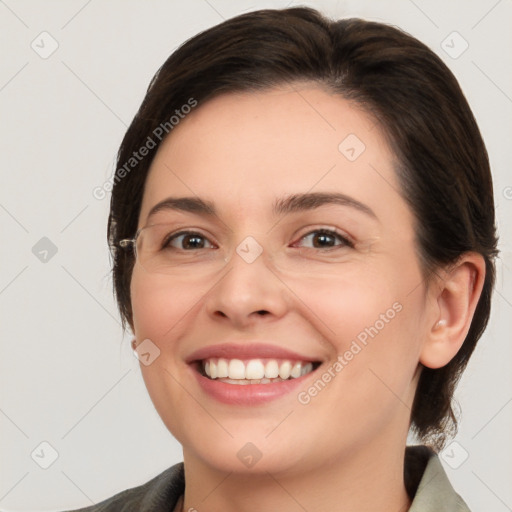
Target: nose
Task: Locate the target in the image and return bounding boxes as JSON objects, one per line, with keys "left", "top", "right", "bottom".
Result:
{"left": 204, "top": 246, "right": 289, "bottom": 329}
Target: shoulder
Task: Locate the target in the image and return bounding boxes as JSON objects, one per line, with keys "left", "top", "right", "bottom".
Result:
{"left": 58, "top": 462, "right": 185, "bottom": 512}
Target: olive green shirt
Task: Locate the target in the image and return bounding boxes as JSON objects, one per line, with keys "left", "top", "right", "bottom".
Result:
{"left": 60, "top": 445, "right": 470, "bottom": 511}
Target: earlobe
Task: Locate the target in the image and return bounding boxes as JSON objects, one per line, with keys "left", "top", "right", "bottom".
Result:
{"left": 419, "top": 253, "right": 486, "bottom": 369}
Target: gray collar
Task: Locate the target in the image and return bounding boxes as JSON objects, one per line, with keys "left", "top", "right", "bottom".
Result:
{"left": 407, "top": 445, "right": 471, "bottom": 511}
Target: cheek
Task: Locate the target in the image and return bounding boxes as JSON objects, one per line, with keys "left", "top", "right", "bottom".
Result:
{"left": 129, "top": 270, "right": 206, "bottom": 437}
{"left": 130, "top": 269, "right": 210, "bottom": 339}
{"left": 285, "top": 270, "right": 422, "bottom": 456}
{"left": 295, "top": 278, "right": 420, "bottom": 427}
{"left": 290, "top": 266, "right": 422, "bottom": 390}
{"left": 287, "top": 266, "right": 401, "bottom": 346}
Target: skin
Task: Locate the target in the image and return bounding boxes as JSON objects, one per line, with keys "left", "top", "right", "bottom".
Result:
{"left": 129, "top": 83, "right": 485, "bottom": 512}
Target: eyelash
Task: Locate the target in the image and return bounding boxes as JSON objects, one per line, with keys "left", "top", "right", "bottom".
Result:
{"left": 163, "top": 228, "right": 354, "bottom": 251}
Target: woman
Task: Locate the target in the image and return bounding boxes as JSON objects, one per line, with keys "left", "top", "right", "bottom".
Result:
{"left": 63, "top": 6, "right": 498, "bottom": 512}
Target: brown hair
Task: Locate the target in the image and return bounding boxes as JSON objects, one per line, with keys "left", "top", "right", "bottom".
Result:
{"left": 107, "top": 7, "right": 499, "bottom": 451}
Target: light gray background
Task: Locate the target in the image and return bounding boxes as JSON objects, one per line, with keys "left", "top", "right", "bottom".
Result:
{"left": 1, "top": 0, "right": 511, "bottom": 510}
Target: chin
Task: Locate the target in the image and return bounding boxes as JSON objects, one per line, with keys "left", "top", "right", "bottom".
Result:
{"left": 191, "top": 440, "right": 307, "bottom": 476}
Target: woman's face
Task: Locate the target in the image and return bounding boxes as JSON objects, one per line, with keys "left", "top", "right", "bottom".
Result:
{"left": 130, "top": 84, "right": 432, "bottom": 474}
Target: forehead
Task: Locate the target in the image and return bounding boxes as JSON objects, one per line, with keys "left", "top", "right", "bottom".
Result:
{"left": 138, "top": 84, "right": 407, "bottom": 229}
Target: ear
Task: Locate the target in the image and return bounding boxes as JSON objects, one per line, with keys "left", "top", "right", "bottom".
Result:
{"left": 420, "top": 252, "right": 486, "bottom": 369}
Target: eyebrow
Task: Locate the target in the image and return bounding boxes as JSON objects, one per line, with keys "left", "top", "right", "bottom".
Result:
{"left": 146, "top": 192, "right": 378, "bottom": 222}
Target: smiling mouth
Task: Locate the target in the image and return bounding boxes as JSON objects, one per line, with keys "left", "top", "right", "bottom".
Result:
{"left": 194, "top": 357, "right": 322, "bottom": 385}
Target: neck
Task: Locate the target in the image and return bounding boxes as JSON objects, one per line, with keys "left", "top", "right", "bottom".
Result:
{"left": 180, "top": 435, "right": 412, "bottom": 512}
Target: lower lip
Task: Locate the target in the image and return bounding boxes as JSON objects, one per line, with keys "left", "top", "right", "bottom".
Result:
{"left": 190, "top": 364, "right": 319, "bottom": 405}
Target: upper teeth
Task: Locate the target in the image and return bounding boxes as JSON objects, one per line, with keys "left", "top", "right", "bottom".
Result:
{"left": 203, "top": 358, "right": 314, "bottom": 380}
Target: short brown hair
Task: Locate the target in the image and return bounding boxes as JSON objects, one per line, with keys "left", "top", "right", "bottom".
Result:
{"left": 107, "top": 7, "right": 499, "bottom": 450}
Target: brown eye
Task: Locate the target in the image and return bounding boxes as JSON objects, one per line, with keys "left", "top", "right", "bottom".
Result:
{"left": 296, "top": 229, "right": 353, "bottom": 250}
{"left": 164, "top": 231, "right": 215, "bottom": 250}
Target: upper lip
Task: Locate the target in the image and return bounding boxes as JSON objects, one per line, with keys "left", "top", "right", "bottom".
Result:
{"left": 185, "top": 343, "right": 323, "bottom": 364}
